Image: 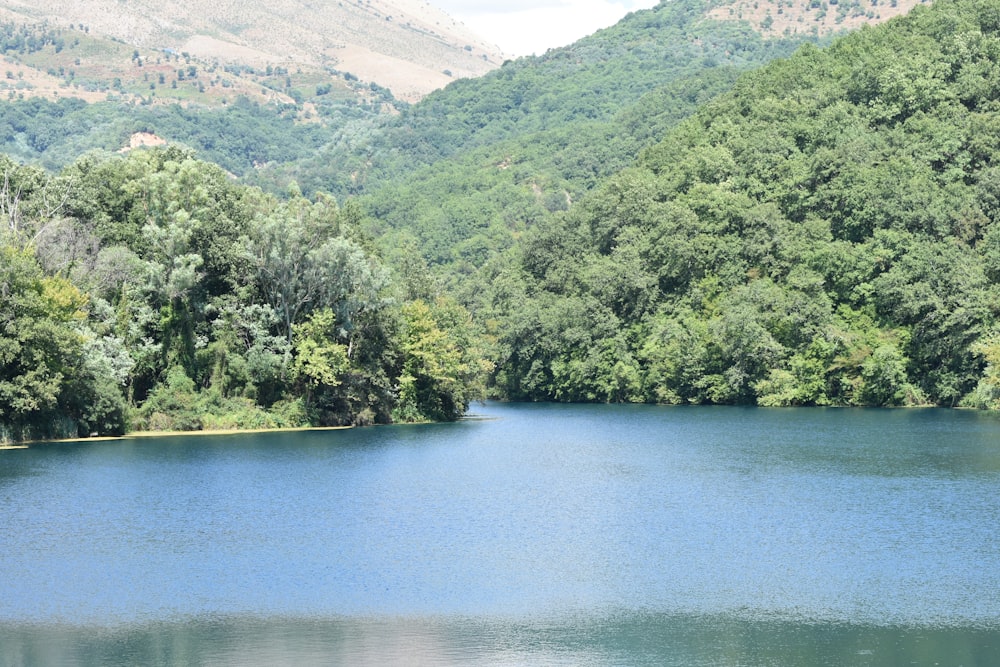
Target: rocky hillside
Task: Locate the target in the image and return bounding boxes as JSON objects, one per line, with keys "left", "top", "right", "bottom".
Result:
{"left": 708, "top": 0, "right": 923, "bottom": 36}
{"left": 0, "top": 0, "right": 504, "bottom": 104}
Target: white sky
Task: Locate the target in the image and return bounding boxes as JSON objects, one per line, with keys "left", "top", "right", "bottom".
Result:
{"left": 435, "top": 0, "right": 661, "bottom": 57}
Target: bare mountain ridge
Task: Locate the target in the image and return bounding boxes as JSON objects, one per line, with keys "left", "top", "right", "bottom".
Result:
{"left": 0, "top": 0, "right": 505, "bottom": 102}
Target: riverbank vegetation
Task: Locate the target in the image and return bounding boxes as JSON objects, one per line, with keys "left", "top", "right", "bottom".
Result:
{"left": 0, "top": 148, "right": 487, "bottom": 443}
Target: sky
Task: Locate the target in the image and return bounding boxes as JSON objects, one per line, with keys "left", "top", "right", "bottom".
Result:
{"left": 435, "top": 0, "right": 661, "bottom": 57}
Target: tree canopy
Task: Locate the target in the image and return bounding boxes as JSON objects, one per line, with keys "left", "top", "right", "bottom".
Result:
{"left": 0, "top": 149, "right": 487, "bottom": 443}
{"left": 478, "top": 0, "right": 1000, "bottom": 409}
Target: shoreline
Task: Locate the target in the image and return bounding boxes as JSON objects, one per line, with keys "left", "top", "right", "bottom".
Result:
{"left": 2, "top": 425, "right": 354, "bottom": 449}
{"left": 128, "top": 425, "right": 353, "bottom": 439}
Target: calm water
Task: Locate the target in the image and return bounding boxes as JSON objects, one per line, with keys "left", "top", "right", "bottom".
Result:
{"left": 2, "top": 403, "right": 999, "bottom": 665}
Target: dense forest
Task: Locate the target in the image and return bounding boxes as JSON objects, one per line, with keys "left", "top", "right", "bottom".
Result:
{"left": 0, "top": 148, "right": 487, "bottom": 443}
{"left": 259, "top": 0, "right": 821, "bottom": 282}
{"left": 0, "top": 96, "right": 338, "bottom": 176}
{"left": 477, "top": 0, "right": 1000, "bottom": 409}
{"left": 1, "top": 0, "right": 824, "bottom": 442}
{"left": 3, "top": 0, "right": 826, "bottom": 279}
{"left": 8, "top": 0, "right": 1000, "bottom": 443}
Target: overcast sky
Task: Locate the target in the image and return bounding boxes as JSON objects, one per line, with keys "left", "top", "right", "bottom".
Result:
{"left": 435, "top": 0, "right": 661, "bottom": 56}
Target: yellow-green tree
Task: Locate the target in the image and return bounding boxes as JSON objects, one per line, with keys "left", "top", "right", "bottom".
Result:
{"left": 394, "top": 298, "right": 488, "bottom": 422}
{"left": 292, "top": 308, "right": 349, "bottom": 416}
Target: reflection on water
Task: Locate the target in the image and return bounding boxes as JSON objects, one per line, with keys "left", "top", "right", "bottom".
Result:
{"left": 2, "top": 614, "right": 998, "bottom": 666}
{"left": 2, "top": 403, "right": 1000, "bottom": 665}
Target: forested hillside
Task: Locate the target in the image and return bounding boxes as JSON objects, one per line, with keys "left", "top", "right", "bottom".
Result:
{"left": 0, "top": 96, "right": 343, "bottom": 175}
{"left": 2, "top": 1, "right": 791, "bottom": 187}
{"left": 0, "top": 148, "right": 487, "bottom": 443}
{"left": 480, "top": 0, "right": 1000, "bottom": 409}
{"left": 256, "top": 0, "right": 822, "bottom": 282}
{"left": 4, "top": 0, "right": 827, "bottom": 443}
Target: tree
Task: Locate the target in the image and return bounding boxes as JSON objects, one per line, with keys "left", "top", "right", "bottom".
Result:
{"left": 0, "top": 246, "right": 126, "bottom": 440}
{"left": 394, "top": 298, "right": 488, "bottom": 422}
{"left": 246, "top": 194, "right": 389, "bottom": 345}
{"left": 292, "top": 308, "right": 349, "bottom": 416}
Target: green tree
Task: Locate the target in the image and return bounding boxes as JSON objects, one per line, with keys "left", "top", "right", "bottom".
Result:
{"left": 292, "top": 308, "right": 349, "bottom": 416}
{"left": 394, "top": 298, "right": 487, "bottom": 422}
{"left": 246, "top": 194, "right": 388, "bottom": 345}
{"left": 0, "top": 246, "right": 125, "bottom": 440}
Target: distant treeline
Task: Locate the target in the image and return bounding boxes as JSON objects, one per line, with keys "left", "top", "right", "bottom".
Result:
{"left": 0, "top": 97, "right": 338, "bottom": 176}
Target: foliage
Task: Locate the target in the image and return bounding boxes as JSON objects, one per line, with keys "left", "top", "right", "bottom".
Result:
{"left": 394, "top": 298, "right": 490, "bottom": 422}
{"left": 249, "top": 0, "right": 819, "bottom": 283}
{"left": 479, "top": 0, "right": 1000, "bottom": 409}
{"left": 12, "top": 0, "right": 1000, "bottom": 440}
{"left": 0, "top": 245, "right": 124, "bottom": 440}
{"left": 0, "top": 148, "right": 488, "bottom": 442}
{"left": 0, "top": 96, "right": 331, "bottom": 175}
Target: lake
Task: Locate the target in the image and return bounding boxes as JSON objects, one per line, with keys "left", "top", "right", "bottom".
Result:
{"left": 2, "top": 402, "right": 999, "bottom": 665}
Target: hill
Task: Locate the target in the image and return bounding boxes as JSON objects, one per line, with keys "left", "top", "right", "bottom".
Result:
{"left": 255, "top": 0, "right": 833, "bottom": 286}
{"left": 0, "top": 0, "right": 503, "bottom": 105}
{"left": 0, "top": 0, "right": 925, "bottom": 178}
{"left": 247, "top": 0, "right": 931, "bottom": 293}
{"left": 263, "top": 0, "right": 926, "bottom": 195}
{"left": 479, "top": 0, "right": 1000, "bottom": 409}
{"left": 4, "top": 0, "right": 972, "bottom": 442}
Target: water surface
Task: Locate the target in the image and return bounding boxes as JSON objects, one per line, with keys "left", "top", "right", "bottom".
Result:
{"left": 2, "top": 403, "right": 999, "bottom": 665}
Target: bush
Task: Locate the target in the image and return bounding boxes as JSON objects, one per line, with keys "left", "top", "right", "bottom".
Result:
{"left": 135, "top": 366, "right": 202, "bottom": 431}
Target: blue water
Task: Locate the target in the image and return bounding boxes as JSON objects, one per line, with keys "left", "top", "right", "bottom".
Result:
{"left": 2, "top": 403, "right": 999, "bottom": 665}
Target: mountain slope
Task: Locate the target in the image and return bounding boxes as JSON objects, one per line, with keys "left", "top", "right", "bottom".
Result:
{"left": 256, "top": 0, "right": 930, "bottom": 279}
{"left": 481, "top": 0, "right": 1000, "bottom": 408}
{"left": 257, "top": 0, "right": 828, "bottom": 284}
{"left": 0, "top": 0, "right": 924, "bottom": 172}
{"left": 0, "top": 0, "right": 503, "bottom": 102}
{"left": 708, "top": 0, "right": 922, "bottom": 36}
